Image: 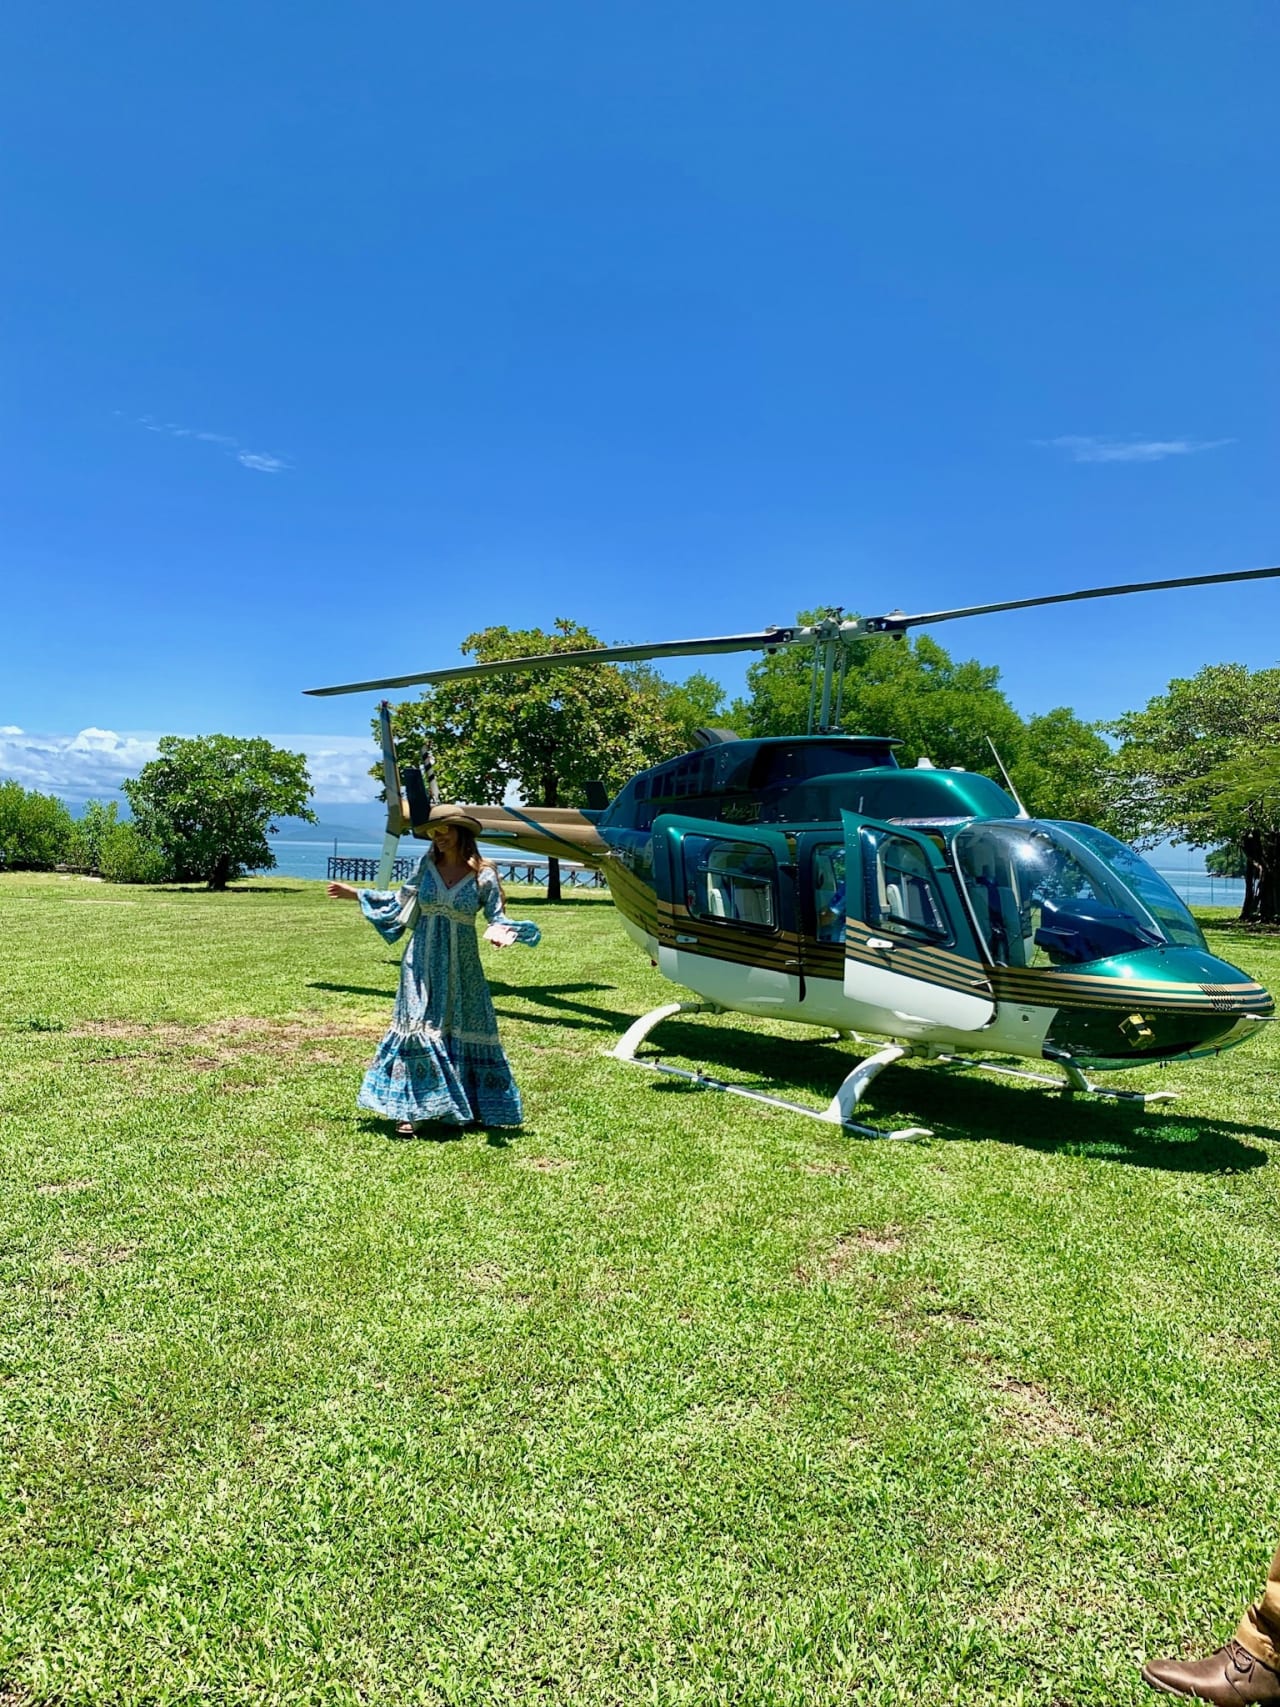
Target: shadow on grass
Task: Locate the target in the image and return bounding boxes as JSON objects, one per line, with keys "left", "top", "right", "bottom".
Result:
{"left": 356, "top": 1115, "right": 517, "bottom": 1149}
{"left": 488, "top": 980, "right": 631, "bottom": 1032}
{"left": 637, "top": 1018, "right": 1275, "bottom": 1174}
{"left": 488, "top": 890, "right": 613, "bottom": 908}
{"left": 1201, "top": 916, "right": 1280, "bottom": 941}
{"left": 310, "top": 981, "right": 396, "bottom": 999}
{"left": 307, "top": 978, "right": 629, "bottom": 1033}
{"left": 161, "top": 884, "right": 304, "bottom": 895}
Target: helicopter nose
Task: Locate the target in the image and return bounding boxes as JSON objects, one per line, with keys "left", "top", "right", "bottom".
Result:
{"left": 1042, "top": 947, "right": 1274, "bottom": 1068}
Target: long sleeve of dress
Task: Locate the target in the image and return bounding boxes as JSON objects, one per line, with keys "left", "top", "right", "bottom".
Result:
{"left": 359, "top": 861, "right": 426, "bottom": 943}
{"left": 479, "top": 869, "right": 541, "bottom": 946}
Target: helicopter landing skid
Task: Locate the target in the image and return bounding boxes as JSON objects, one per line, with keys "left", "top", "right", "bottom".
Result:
{"left": 936, "top": 1053, "right": 1178, "bottom": 1104}
{"left": 608, "top": 1003, "right": 933, "bottom": 1140}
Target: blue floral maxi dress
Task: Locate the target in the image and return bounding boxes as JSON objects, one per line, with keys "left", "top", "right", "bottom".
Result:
{"left": 357, "top": 858, "right": 539, "bottom": 1127}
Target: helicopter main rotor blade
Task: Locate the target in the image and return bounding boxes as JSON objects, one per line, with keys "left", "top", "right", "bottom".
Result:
{"left": 866, "top": 563, "right": 1280, "bottom": 634}
{"left": 306, "top": 563, "right": 1280, "bottom": 699}
{"left": 304, "top": 629, "right": 792, "bottom": 696}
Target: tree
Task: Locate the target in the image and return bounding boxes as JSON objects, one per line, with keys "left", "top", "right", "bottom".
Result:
{"left": 123, "top": 735, "right": 315, "bottom": 891}
{"left": 739, "top": 614, "right": 1112, "bottom": 824}
{"left": 1206, "top": 844, "right": 1247, "bottom": 879}
{"left": 388, "top": 620, "right": 684, "bottom": 899}
{"left": 629, "top": 668, "right": 750, "bottom": 752}
{"left": 1014, "top": 708, "right": 1115, "bottom": 825}
{"left": 66, "top": 799, "right": 122, "bottom": 872}
{"left": 0, "top": 781, "right": 74, "bottom": 869}
{"left": 98, "top": 822, "right": 174, "bottom": 885}
{"left": 1107, "top": 663, "right": 1280, "bottom": 924}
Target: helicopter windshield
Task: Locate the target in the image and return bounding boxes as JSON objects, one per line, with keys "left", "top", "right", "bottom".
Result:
{"left": 953, "top": 822, "right": 1204, "bottom": 968}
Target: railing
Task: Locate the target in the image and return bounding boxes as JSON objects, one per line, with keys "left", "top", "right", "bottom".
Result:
{"left": 327, "top": 855, "right": 606, "bottom": 888}
{"left": 328, "top": 856, "right": 419, "bottom": 882}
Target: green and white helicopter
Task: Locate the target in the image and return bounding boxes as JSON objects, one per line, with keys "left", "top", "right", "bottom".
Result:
{"left": 308, "top": 563, "right": 1278, "bottom": 1137}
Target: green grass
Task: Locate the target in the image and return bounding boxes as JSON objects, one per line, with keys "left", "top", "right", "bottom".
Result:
{"left": 2, "top": 872, "right": 1279, "bottom": 1706}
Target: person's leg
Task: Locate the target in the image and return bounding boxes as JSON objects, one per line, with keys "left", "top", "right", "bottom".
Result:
{"left": 1236, "top": 1543, "right": 1280, "bottom": 1671}
{"left": 1141, "top": 1545, "right": 1280, "bottom": 1702}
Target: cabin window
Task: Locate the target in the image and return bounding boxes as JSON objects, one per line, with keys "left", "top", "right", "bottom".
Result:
{"left": 813, "top": 844, "right": 847, "bottom": 942}
{"left": 867, "top": 834, "right": 949, "bottom": 942}
{"left": 683, "top": 836, "right": 779, "bottom": 930}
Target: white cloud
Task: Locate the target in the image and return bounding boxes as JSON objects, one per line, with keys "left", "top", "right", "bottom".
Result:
{"left": 1036, "top": 435, "right": 1234, "bottom": 464}
{"left": 125, "top": 414, "right": 291, "bottom": 474}
{"left": 0, "top": 728, "right": 161, "bottom": 798}
{"left": 0, "top": 728, "right": 380, "bottom": 804}
{"left": 69, "top": 726, "right": 132, "bottom": 752}
{"left": 264, "top": 733, "right": 381, "bottom": 803}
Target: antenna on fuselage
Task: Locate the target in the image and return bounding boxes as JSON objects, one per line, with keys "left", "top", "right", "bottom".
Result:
{"left": 986, "top": 736, "right": 1030, "bottom": 819}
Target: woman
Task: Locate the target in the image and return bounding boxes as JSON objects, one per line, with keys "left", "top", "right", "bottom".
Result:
{"left": 327, "top": 804, "right": 539, "bottom": 1133}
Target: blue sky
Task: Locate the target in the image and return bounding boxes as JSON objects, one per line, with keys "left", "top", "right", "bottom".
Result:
{"left": 2, "top": 1, "right": 1276, "bottom": 802}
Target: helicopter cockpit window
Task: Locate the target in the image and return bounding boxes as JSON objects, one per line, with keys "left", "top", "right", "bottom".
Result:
{"left": 1060, "top": 823, "right": 1206, "bottom": 952}
{"left": 867, "top": 833, "right": 949, "bottom": 942}
{"left": 954, "top": 823, "right": 1167, "bottom": 968}
{"left": 684, "top": 836, "right": 778, "bottom": 930}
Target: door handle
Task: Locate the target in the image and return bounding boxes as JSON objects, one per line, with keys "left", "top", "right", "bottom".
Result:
{"left": 675, "top": 933, "right": 698, "bottom": 945}
{"left": 866, "top": 937, "right": 895, "bottom": 951}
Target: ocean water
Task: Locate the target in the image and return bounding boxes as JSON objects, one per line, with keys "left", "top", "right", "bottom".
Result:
{"left": 260, "top": 839, "right": 386, "bottom": 882}
{"left": 1151, "top": 869, "right": 1245, "bottom": 909}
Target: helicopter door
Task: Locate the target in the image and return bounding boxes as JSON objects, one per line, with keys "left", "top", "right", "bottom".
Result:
{"left": 653, "top": 818, "right": 801, "bottom": 1013}
{"left": 840, "top": 811, "right": 995, "bottom": 1031}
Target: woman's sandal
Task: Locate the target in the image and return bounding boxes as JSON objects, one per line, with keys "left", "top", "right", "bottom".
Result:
{"left": 395, "top": 1121, "right": 418, "bottom": 1137}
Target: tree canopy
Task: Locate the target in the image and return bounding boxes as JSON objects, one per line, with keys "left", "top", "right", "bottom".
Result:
{"left": 0, "top": 781, "right": 75, "bottom": 870}
{"left": 1108, "top": 663, "right": 1280, "bottom": 922}
{"left": 388, "top": 621, "right": 687, "bottom": 898}
{"left": 123, "top": 735, "right": 314, "bottom": 891}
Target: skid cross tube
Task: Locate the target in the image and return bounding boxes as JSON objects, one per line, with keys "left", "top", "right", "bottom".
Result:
{"left": 936, "top": 1052, "right": 1178, "bottom": 1104}
{"left": 609, "top": 1002, "right": 932, "bottom": 1139}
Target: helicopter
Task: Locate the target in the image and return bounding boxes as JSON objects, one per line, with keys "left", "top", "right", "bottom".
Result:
{"left": 307, "top": 563, "right": 1279, "bottom": 1137}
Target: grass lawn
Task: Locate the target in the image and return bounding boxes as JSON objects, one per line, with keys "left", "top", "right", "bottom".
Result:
{"left": 2, "top": 872, "right": 1279, "bottom": 1706}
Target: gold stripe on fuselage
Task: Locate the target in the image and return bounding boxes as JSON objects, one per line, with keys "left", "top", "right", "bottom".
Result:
{"left": 601, "top": 866, "right": 1272, "bottom": 1020}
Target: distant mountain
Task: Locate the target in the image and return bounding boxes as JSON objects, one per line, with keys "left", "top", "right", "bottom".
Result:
{"left": 271, "top": 811, "right": 387, "bottom": 844}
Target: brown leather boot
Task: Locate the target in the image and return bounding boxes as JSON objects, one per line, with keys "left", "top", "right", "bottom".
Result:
{"left": 1142, "top": 1641, "right": 1280, "bottom": 1703}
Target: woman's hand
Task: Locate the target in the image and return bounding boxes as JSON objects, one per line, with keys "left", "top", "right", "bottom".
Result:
{"left": 327, "top": 882, "right": 360, "bottom": 901}
{"left": 483, "top": 922, "right": 518, "bottom": 948}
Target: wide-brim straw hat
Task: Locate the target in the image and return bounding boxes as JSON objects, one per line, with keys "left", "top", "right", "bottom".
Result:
{"left": 425, "top": 802, "right": 483, "bottom": 834}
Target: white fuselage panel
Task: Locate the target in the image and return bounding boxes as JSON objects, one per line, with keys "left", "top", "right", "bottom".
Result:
{"left": 642, "top": 943, "right": 1056, "bottom": 1062}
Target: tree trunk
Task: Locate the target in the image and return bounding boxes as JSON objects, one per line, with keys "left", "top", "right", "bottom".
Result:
{"left": 543, "top": 772, "right": 561, "bottom": 903}
{"left": 1256, "top": 834, "right": 1280, "bottom": 925}
{"left": 208, "top": 852, "right": 232, "bottom": 892}
{"left": 1239, "top": 831, "right": 1280, "bottom": 924}
{"left": 1242, "top": 856, "right": 1260, "bottom": 922}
